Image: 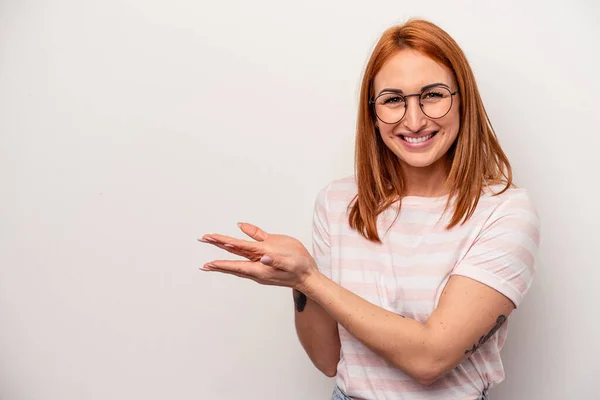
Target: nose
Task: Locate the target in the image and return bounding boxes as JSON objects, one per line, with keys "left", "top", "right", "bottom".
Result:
{"left": 402, "top": 95, "right": 427, "bottom": 132}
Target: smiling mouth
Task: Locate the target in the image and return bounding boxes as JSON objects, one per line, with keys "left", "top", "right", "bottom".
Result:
{"left": 399, "top": 131, "right": 438, "bottom": 143}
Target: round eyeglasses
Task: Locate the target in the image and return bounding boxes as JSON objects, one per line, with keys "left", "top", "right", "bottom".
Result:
{"left": 369, "top": 86, "right": 458, "bottom": 124}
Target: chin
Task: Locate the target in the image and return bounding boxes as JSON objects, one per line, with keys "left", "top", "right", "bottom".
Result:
{"left": 397, "top": 153, "right": 440, "bottom": 169}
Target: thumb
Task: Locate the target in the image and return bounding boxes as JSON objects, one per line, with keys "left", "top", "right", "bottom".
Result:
{"left": 238, "top": 222, "right": 269, "bottom": 242}
{"left": 260, "top": 253, "right": 290, "bottom": 269}
{"left": 260, "top": 254, "right": 275, "bottom": 266}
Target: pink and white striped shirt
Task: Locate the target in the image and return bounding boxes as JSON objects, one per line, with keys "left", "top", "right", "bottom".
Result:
{"left": 311, "top": 176, "right": 540, "bottom": 400}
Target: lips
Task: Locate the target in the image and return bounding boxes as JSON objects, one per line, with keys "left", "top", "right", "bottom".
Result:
{"left": 397, "top": 131, "right": 438, "bottom": 143}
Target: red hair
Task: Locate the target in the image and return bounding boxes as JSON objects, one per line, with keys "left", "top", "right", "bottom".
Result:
{"left": 349, "top": 19, "right": 512, "bottom": 242}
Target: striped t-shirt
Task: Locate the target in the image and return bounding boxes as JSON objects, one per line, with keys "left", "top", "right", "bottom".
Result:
{"left": 311, "top": 176, "right": 540, "bottom": 400}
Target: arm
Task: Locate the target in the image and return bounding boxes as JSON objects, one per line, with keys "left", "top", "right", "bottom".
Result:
{"left": 293, "top": 289, "right": 341, "bottom": 377}
{"left": 298, "top": 193, "right": 539, "bottom": 385}
{"left": 201, "top": 192, "right": 539, "bottom": 386}
{"left": 301, "top": 272, "right": 513, "bottom": 385}
{"left": 201, "top": 184, "right": 342, "bottom": 377}
{"left": 293, "top": 183, "right": 340, "bottom": 377}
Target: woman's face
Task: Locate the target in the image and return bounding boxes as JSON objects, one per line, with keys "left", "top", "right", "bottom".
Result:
{"left": 372, "top": 49, "right": 460, "bottom": 170}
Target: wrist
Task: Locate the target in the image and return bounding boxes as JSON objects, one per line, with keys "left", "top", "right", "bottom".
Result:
{"left": 296, "top": 266, "right": 326, "bottom": 299}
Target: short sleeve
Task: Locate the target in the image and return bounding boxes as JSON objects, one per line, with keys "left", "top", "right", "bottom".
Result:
{"left": 450, "top": 192, "right": 541, "bottom": 308}
{"left": 311, "top": 183, "right": 332, "bottom": 279}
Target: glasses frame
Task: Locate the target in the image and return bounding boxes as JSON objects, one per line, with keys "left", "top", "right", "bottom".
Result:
{"left": 369, "top": 87, "right": 458, "bottom": 124}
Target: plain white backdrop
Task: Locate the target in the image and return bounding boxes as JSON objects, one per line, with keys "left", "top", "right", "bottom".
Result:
{"left": 1, "top": 0, "right": 598, "bottom": 399}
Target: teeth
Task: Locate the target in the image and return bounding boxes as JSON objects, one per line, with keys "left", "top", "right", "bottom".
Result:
{"left": 403, "top": 134, "right": 433, "bottom": 143}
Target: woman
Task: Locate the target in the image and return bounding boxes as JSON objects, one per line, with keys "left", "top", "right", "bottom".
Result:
{"left": 199, "top": 19, "right": 540, "bottom": 400}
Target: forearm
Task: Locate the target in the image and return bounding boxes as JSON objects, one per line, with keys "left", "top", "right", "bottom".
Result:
{"left": 293, "top": 289, "right": 341, "bottom": 377}
{"left": 300, "top": 271, "right": 443, "bottom": 384}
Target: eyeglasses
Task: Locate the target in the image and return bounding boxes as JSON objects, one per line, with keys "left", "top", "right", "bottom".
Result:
{"left": 369, "top": 85, "right": 458, "bottom": 124}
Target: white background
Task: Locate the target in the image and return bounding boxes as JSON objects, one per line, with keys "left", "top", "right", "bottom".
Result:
{"left": 1, "top": 1, "right": 598, "bottom": 399}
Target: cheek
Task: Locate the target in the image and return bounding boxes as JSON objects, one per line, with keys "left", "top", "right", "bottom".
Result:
{"left": 439, "top": 111, "right": 460, "bottom": 138}
{"left": 376, "top": 122, "right": 394, "bottom": 137}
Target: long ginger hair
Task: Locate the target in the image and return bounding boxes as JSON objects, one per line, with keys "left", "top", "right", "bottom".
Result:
{"left": 349, "top": 19, "right": 512, "bottom": 242}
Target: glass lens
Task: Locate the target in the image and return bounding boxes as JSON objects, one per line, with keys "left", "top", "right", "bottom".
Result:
{"left": 374, "top": 93, "right": 406, "bottom": 124}
{"left": 420, "top": 87, "right": 452, "bottom": 118}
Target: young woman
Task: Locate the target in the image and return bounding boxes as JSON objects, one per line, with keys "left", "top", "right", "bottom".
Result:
{"left": 199, "top": 19, "right": 540, "bottom": 400}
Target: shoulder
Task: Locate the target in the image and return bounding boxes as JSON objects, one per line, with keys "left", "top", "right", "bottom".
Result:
{"left": 473, "top": 184, "right": 540, "bottom": 239}
{"left": 315, "top": 175, "right": 358, "bottom": 206}
{"left": 479, "top": 184, "right": 539, "bottom": 215}
{"left": 321, "top": 175, "right": 357, "bottom": 193}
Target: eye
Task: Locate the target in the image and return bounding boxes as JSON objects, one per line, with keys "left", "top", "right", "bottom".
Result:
{"left": 422, "top": 90, "right": 444, "bottom": 99}
{"left": 383, "top": 96, "right": 401, "bottom": 104}
{"left": 378, "top": 94, "right": 405, "bottom": 106}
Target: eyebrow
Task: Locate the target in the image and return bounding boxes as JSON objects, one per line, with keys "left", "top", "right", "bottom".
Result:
{"left": 377, "top": 82, "right": 451, "bottom": 96}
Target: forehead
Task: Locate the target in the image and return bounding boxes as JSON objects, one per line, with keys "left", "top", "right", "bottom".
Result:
{"left": 373, "top": 49, "right": 454, "bottom": 93}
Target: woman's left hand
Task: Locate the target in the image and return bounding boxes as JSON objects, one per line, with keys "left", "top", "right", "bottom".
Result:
{"left": 199, "top": 222, "right": 318, "bottom": 292}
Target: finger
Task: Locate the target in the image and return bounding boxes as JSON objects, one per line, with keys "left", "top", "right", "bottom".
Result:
{"left": 198, "top": 239, "right": 258, "bottom": 261}
{"left": 204, "top": 259, "right": 269, "bottom": 279}
{"left": 201, "top": 233, "right": 262, "bottom": 253}
{"left": 207, "top": 266, "right": 283, "bottom": 287}
{"left": 237, "top": 222, "right": 269, "bottom": 242}
{"left": 215, "top": 270, "right": 280, "bottom": 286}
{"left": 259, "top": 253, "right": 295, "bottom": 270}
{"left": 203, "top": 265, "right": 264, "bottom": 283}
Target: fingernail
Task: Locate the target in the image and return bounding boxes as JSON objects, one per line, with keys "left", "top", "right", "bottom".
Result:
{"left": 237, "top": 222, "right": 242, "bottom": 228}
{"left": 260, "top": 255, "right": 273, "bottom": 265}
{"left": 204, "top": 237, "right": 217, "bottom": 242}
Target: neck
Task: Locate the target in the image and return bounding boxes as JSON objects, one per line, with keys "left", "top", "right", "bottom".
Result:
{"left": 401, "top": 157, "right": 450, "bottom": 197}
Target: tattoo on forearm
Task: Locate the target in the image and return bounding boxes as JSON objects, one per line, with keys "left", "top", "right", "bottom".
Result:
{"left": 293, "top": 289, "right": 307, "bottom": 312}
{"left": 465, "top": 315, "right": 507, "bottom": 355}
